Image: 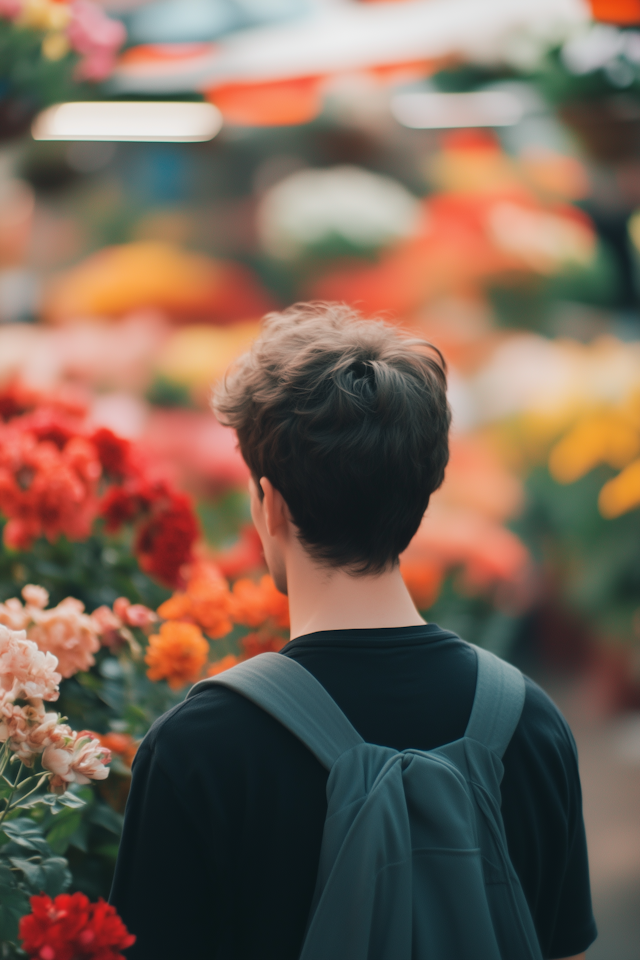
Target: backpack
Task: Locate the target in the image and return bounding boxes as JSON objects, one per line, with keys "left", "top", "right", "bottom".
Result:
{"left": 194, "top": 644, "right": 544, "bottom": 960}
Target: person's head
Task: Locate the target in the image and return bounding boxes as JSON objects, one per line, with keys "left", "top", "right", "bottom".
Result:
{"left": 213, "top": 302, "right": 450, "bottom": 590}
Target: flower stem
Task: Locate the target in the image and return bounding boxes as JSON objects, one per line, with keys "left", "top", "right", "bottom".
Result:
{"left": 0, "top": 761, "right": 24, "bottom": 827}
{"left": 8, "top": 774, "right": 48, "bottom": 811}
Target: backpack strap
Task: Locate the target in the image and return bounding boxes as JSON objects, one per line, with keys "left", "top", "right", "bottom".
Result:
{"left": 464, "top": 646, "right": 526, "bottom": 758}
{"left": 188, "top": 653, "right": 363, "bottom": 770}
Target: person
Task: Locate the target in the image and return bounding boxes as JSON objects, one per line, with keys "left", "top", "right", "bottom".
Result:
{"left": 110, "top": 302, "right": 597, "bottom": 960}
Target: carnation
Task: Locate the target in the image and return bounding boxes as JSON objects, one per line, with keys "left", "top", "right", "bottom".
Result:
{"left": 20, "top": 892, "right": 135, "bottom": 960}
{"left": 145, "top": 620, "right": 209, "bottom": 689}
{"left": 0, "top": 624, "right": 61, "bottom": 701}
{"left": 28, "top": 597, "right": 101, "bottom": 678}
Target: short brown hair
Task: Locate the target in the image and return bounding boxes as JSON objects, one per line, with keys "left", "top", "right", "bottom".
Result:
{"left": 213, "top": 302, "right": 450, "bottom": 574}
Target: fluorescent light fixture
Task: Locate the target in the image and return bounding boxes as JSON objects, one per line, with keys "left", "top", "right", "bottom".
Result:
{"left": 391, "top": 91, "right": 523, "bottom": 130}
{"left": 32, "top": 101, "right": 223, "bottom": 142}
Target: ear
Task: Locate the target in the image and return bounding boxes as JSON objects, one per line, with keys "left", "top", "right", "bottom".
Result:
{"left": 260, "top": 477, "right": 290, "bottom": 539}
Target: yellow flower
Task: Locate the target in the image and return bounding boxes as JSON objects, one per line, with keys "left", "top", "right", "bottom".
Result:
{"left": 549, "top": 411, "right": 640, "bottom": 484}
{"left": 598, "top": 459, "right": 640, "bottom": 519}
{"left": 20, "top": 0, "right": 71, "bottom": 32}
{"left": 42, "top": 31, "right": 70, "bottom": 62}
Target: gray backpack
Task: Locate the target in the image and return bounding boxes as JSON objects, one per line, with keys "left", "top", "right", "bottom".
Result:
{"left": 198, "top": 645, "right": 544, "bottom": 960}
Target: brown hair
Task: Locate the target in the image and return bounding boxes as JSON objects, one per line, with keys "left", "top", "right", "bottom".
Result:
{"left": 213, "top": 302, "right": 450, "bottom": 574}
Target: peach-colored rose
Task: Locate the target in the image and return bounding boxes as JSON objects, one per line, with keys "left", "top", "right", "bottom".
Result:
{"left": 41, "top": 742, "right": 75, "bottom": 780}
{"left": 90, "top": 604, "right": 122, "bottom": 647}
{"left": 0, "top": 625, "right": 61, "bottom": 701}
{"left": 70, "top": 733, "right": 111, "bottom": 782}
{"left": 124, "top": 603, "right": 157, "bottom": 629}
{"left": 28, "top": 598, "right": 101, "bottom": 678}
{"left": 0, "top": 597, "right": 30, "bottom": 631}
{"left": 0, "top": 697, "right": 60, "bottom": 764}
{"left": 22, "top": 584, "right": 49, "bottom": 610}
{"left": 42, "top": 731, "right": 111, "bottom": 784}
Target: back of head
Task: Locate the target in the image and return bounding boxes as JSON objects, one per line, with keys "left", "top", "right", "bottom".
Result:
{"left": 213, "top": 302, "right": 451, "bottom": 574}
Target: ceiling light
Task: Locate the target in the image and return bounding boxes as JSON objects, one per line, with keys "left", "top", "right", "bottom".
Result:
{"left": 391, "top": 91, "right": 524, "bottom": 129}
{"left": 32, "top": 101, "right": 223, "bottom": 142}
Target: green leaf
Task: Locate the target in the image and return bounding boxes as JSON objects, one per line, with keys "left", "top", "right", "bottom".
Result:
{"left": 8, "top": 858, "right": 44, "bottom": 892}
{"left": 88, "top": 802, "right": 124, "bottom": 836}
{"left": 40, "top": 856, "right": 71, "bottom": 897}
{"left": 20, "top": 791, "right": 87, "bottom": 813}
{"left": 45, "top": 812, "right": 82, "bottom": 855}
{"left": 1, "top": 820, "right": 50, "bottom": 856}
{"left": 0, "top": 881, "right": 30, "bottom": 942}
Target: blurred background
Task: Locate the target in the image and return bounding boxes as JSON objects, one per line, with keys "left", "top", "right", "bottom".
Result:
{"left": 1, "top": 0, "right": 640, "bottom": 955}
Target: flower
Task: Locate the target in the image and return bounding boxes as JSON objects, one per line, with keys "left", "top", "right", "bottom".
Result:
{"left": 67, "top": 1, "right": 127, "bottom": 83}
{"left": 113, "top": 596, "right": 157, "bottom": 629}
{"left": 0, "top": 625, "right": 61, "bottom": 701}
{"left": 0, "top": 0, "right": 21, "bottom": 20}
{"left": 230, "top": 575, "right": 290, "bottom": 629}
{"left": 27, "top": 597, "right": 101, "bottom": 678}
{"left": 241, "top": 632, "right": 287, "bottom": 659}
{"left": 0, "top": 596, "right": 30, "bottom": 630}
{"left": 101, "top": 477, "right": 200, "bottom": 588}
{"left": 0, "top": 427, "right": 101, "bottom": 550}
{"left": 20, "top": 892, "right": 135, "bottom": 960}
{"left": 22, "top": 583, "right": 49, "bottom": 610}
{"left": 89, "top": 427, "right": 131, "bottom": 477}
{"left": 95, "top": 731, "right": 138, "bottom": 768}
{"left": 400, "top": 560, "right": 443, "bottom": 611}
{"left": 135, "top": 491, "right": 199, "bottom": 587}
{"left": 145, "top": 621, "right": 209, "bottom": 689}
{"left": 598, "top": 458, "right": 640, "bottom": 518}
{"left": 207, "top": 654, "right": 240, "bottom": 676}
{"left": 42, "top": 731, "right": 111, "bottom": 785}
{"left": 158, "top": 563, "right": 232, "bottom": 638}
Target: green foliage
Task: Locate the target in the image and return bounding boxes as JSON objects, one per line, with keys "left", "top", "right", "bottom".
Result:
{"left": 0, "top": 818, "right": 72, "bottom": 951}
{"left": 514, "top": 465, "right": 640, "bottom": 642}
{"left": 0, "top": 19, "right": 91, "bottom": 113}
{"left": 0, "top": 524, "right": 170, "bottom": 612}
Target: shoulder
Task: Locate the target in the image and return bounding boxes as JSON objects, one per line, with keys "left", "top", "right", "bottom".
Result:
{"left": 135, "top": 678, "right": 325, "bottom": 785}
{"left": 503, "top": 673, "right": 580, "bottom": 807}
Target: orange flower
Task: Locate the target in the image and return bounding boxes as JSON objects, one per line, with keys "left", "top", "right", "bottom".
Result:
{"left": 95, "top": 732, "right": 138, "bottom": 768}
{"left": 241, "top": 632, "right": 287, "bottom": 659}
{"left": 230, "top": 576, "right": 290, "bottom": 629}
{"left": 400, "top": 560, "right": 443, "bottom": 611}
{"left": 207, "top": 654, "right": 240, "bottom": 676}
{"left": 157, "top": 566, "right": 233, "bottom": 639}
{"left": 145, "top": 621, "right": 209, "bottom": 689}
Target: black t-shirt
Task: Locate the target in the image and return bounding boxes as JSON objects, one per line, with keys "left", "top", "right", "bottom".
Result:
{"left": 110, "top": 625, "right": 597, "bottom": 960}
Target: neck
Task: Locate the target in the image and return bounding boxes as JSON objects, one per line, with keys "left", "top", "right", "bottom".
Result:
{"left": 283, "top": 541, "right": 425, "bottom": 640}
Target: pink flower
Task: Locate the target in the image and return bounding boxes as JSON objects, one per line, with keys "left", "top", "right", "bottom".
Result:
{"left": 42, "top": 731, "right": 111, "bottom": 784}
{"left": 68, "top": 0, "right": 126, "bottom": 82}
{"left": 0, "top": 625, "right": 61, "bottom": 701}
{"left": 22, "top": 584, "right": 49, "bottom": 610}
{"left": 0, "top": 697, "right": 62, "bottom": 765}
{"left": 0, "top": 597, "right": 30, "bottom": 631}
{"left": 90, "top": 604, "right": 122, "bottom": 647}
{"left": 0, "top": 0, "right": 22, "bottom": 20}
{"left": 70, "top": 732, "right": 111, "bottom": 782}
{"left": 28, "top": 598, "right": 101, "bottom": 678}
{"left": 113, "top": 597, "right": 157, "bottom": 629}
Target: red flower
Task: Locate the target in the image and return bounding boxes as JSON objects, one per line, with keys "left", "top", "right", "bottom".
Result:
{"left": 135, "top": 492, "right": 199, "bottom": 587}
{"left": 19, "top": 892, "right": 135, "bottom": 960}
{"left": 90, "top": 428, "right": 131, "bottom": 478}
{"left": 100, "top": 485, "right": 142, "bottom": 532}
{"left": 0, "top": 429, "right": 101, "bottom": 550}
